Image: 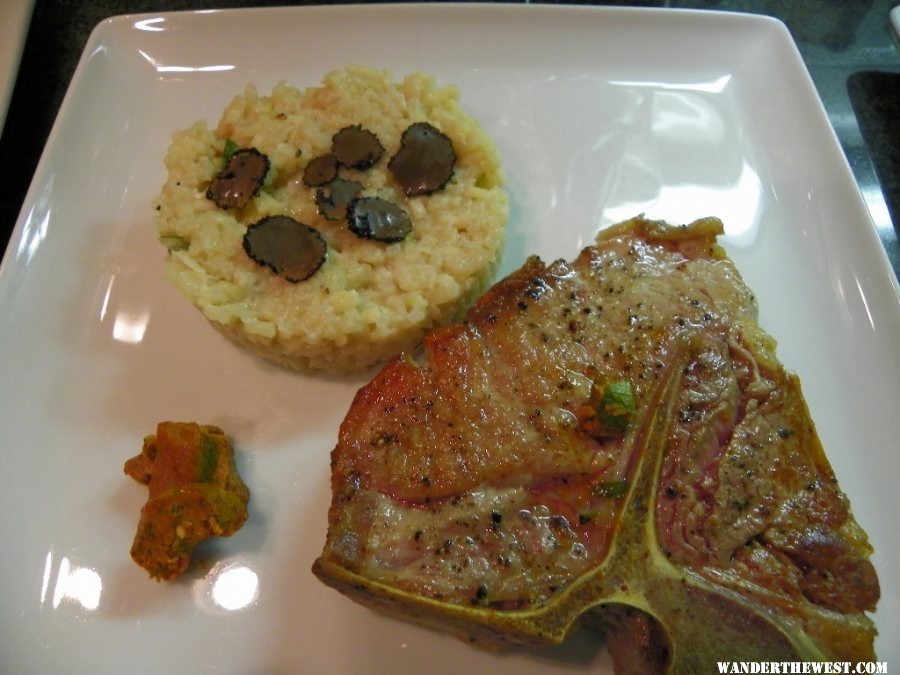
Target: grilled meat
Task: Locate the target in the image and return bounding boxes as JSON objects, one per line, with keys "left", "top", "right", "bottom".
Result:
{"left": 313, "top": 216, "right": 879, "bottom": 669}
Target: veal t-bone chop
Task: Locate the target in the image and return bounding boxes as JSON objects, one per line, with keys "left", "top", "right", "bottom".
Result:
{"left": 313, "top": 216, "right": 879, "bottom": 669}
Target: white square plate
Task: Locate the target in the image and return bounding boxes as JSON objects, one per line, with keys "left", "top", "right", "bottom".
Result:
{"left": 1, "top": 5, "right": 898, "bottom": 672}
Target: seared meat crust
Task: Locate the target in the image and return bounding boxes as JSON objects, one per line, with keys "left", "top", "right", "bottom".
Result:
{"left": 314, "top": 216, "right": 879, "bottom": 668}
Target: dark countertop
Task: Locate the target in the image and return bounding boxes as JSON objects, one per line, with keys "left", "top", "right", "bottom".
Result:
{"left": 2, "top": 0, "right": 899, "bottom": 279}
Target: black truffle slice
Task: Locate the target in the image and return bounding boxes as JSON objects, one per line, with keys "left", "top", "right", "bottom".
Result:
{"left": 242, "top": 216, "right": 327, "bottom": 283}
{"left": 303, "top": 154, "right": 339, "bottom": 187}
{"left": 206, "top": 147, "right": 270, "bottom": 209}
{"left": 331, "top": 125, "right": 385, "bottom": 170}
{"left": 388, "top": 122, "right": 456, "bottom": 196}
{"left": 315, "top": 178, "right": 363, "bottom": 221}
{"left": 347, "top": 197, "right": 412, "bottom": 243}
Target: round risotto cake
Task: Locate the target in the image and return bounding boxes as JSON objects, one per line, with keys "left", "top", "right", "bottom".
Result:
{"left": 154, "top": 66, "right": 508, "bottom": 372}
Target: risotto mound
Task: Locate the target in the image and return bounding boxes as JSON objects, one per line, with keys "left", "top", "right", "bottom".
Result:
{"left": 154, "top": 67, "right": 508, "bottom": 372}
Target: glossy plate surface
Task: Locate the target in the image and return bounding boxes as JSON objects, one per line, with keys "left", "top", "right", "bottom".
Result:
{"left": 1, "top": 5, "right": 898, "bottom": 672}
